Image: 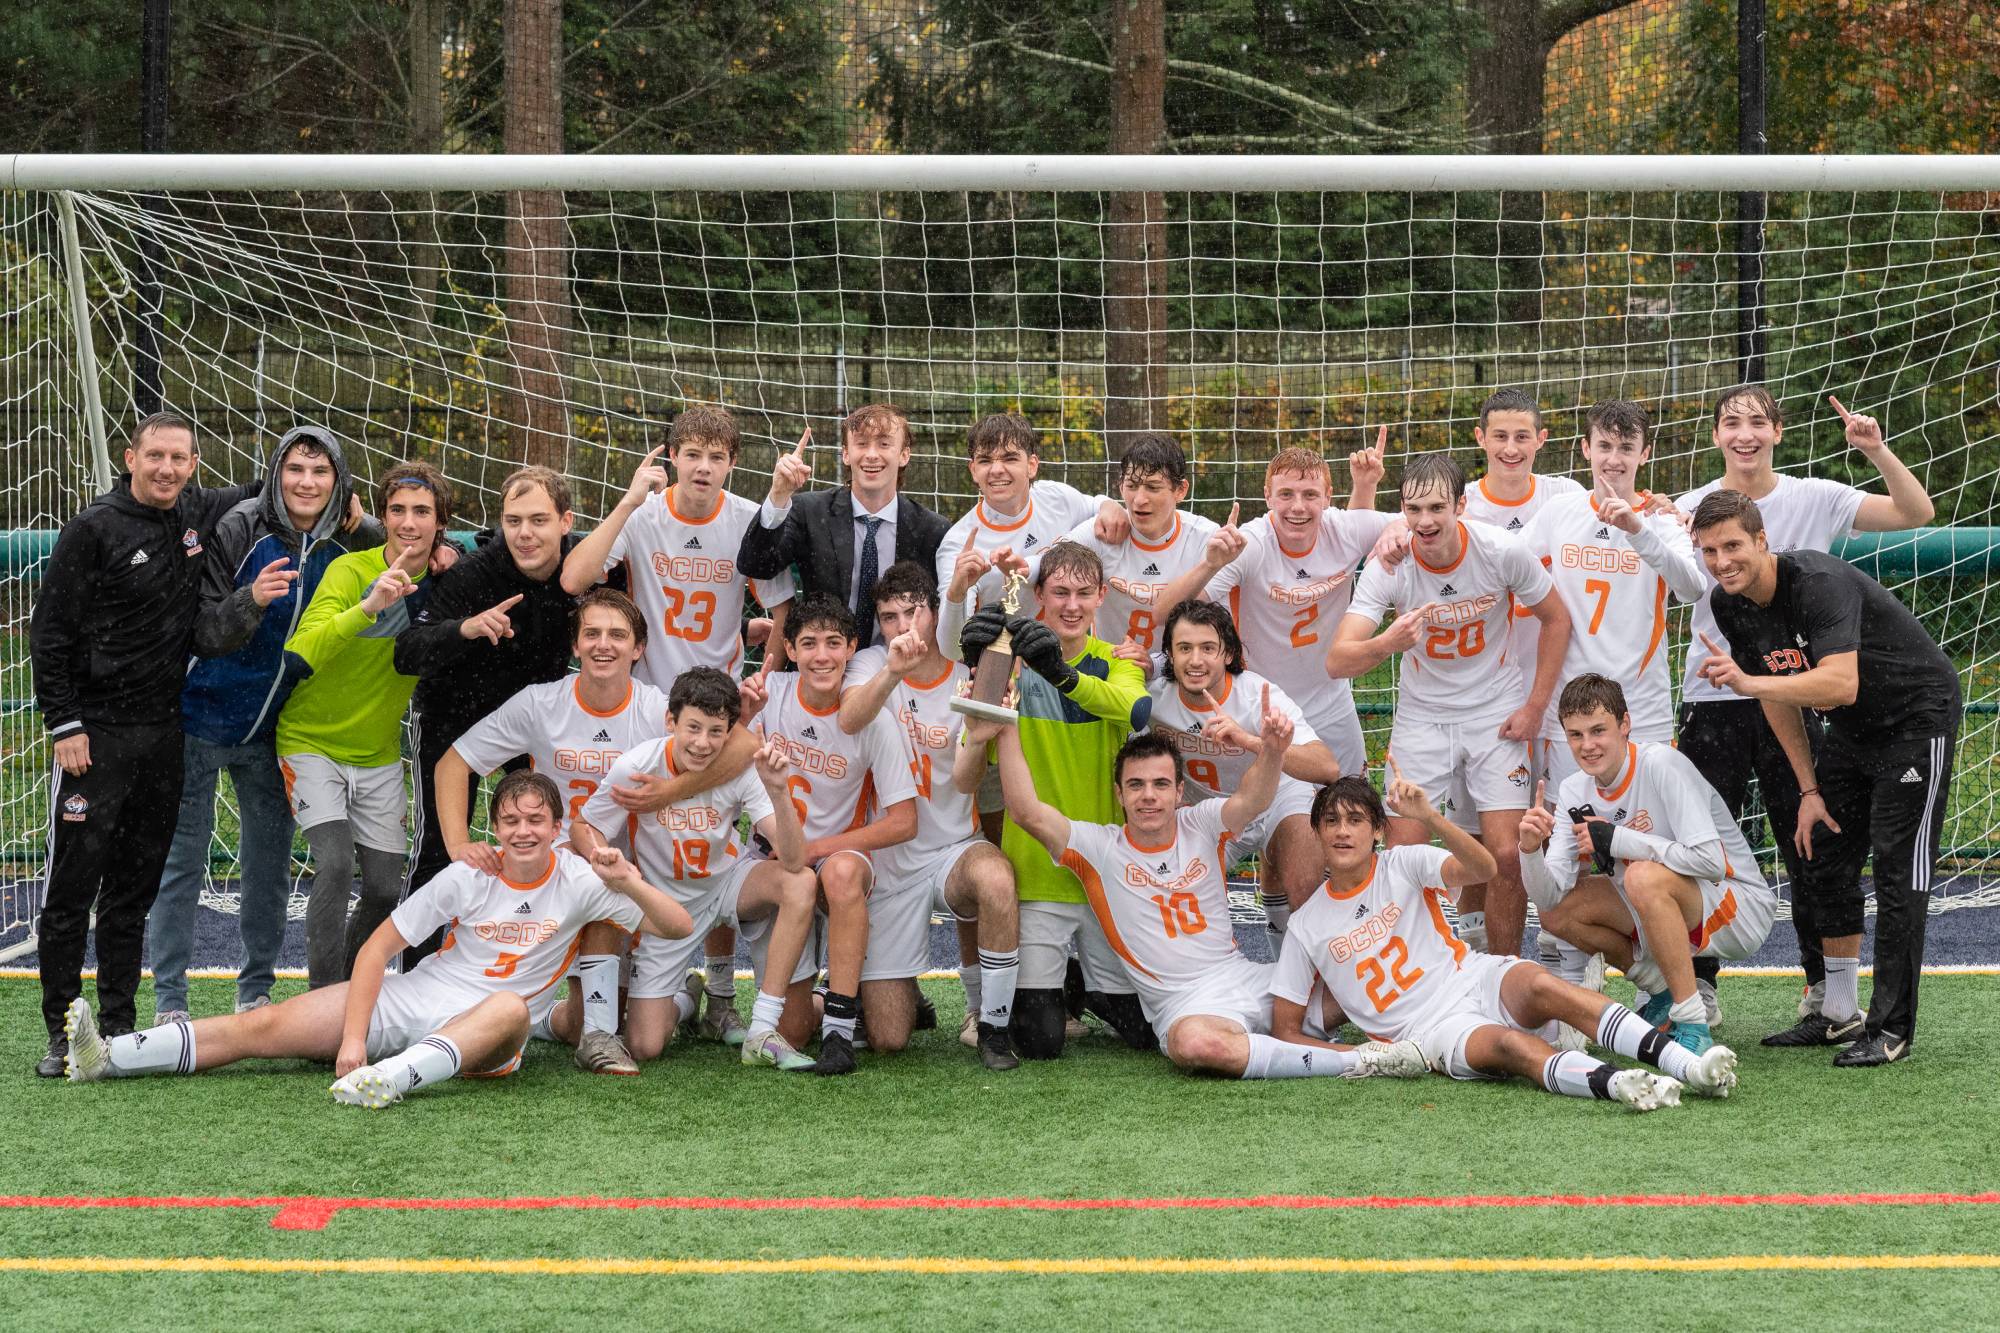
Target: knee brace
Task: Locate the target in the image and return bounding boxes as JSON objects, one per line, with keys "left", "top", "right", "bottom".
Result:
{"left": 1009, "top": 988, "right": 1068, "bottom": 1060}
{"left": 1083, "top": 990, "right": 1157, "bottom": 1051}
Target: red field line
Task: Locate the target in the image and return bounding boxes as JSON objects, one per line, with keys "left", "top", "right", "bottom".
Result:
{"left": 2, "top": 1191, "right": 1997, "bottom": 1232}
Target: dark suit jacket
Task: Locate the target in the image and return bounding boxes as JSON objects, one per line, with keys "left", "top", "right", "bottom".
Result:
{"left": 736, "top": 488, "right": 952, "bottom": 628}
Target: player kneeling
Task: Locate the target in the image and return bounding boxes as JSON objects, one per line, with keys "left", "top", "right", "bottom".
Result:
{"left": 1523, "top": 674, "right": 1777, "bottom": 1053}
{"left": 568, "top": 668, "right": 822, "bottom": 1071}
{"left": 1272, "top": 771, "right": 1739, "bottom": 1109}
{"left": 63, "top": 772, "right": 693, "bottom": 1104}
{"left": 997, "top": 701, "right": 1420, "bottom": 1081}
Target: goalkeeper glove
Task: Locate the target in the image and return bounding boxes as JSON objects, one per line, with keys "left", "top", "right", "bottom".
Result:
{"left": 1009, "top": 618, "right": 1078, "bottom": 692}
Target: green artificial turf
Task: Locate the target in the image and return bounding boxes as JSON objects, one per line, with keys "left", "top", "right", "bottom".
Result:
{"left": 1, "top": 974, "right": 1995, "bottom": 1330}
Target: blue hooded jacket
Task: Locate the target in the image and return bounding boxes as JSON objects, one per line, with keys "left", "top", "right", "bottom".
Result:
{"left": 181, "top": 425, "right": 384, "bottom": 746}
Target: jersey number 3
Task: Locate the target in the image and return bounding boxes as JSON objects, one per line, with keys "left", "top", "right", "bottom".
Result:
{"left": 659, "top": 586, "right": 717, "bottom": 641}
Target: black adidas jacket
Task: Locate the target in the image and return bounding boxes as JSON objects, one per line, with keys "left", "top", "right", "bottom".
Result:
{"left": 31, "top": 473, "right": 261, "bottom": 735}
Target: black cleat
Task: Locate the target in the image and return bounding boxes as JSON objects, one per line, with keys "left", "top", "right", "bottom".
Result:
{"left": 812, "top": 1030, "right": 858, "bottom": 1076}
{"left": 1761, "top": 1011, "right": 1867, "bottom": 1047}
{"left": 913, "top": 991, "right": 939, "bottom": 1031}
{"left": 1832, "top": 1032, "right": 1910, "bottom": 1067}
{"left": 34, "top": 1037, "right": 68, "bottom": 1079}
{"left": 976, "top": 1022, "right": 1020, "bottom": 1072}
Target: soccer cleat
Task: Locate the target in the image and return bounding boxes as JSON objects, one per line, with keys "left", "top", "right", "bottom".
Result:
{"left": 699, "top": 994, "right": 748, "bottom": 1047}
{"left": 913, "top": 991, "right": 939, "bottom": 1031}
{"left": 1832, "top": 1032, "right": 1910, "bottom": 1067}
{"left": 1457, "top": 920, "right": 1488, "bottom": 954}
{"left": 154, "top": 1008, "right": 192, "bottom": 1027}
{"left": 1637, "top": 990, "right": 1673, "bottom": 1028}
{"left": 64, "top": 998, "right": 110, "bottom": 1084}
{"left": 233, "top": 996, "right": 271, "bottom": 1015}
{"left": 1669, "top": 1021, "right": 1713, "bottom": 1055}
{"left": 976, "top": 1022, "right": 1020, "bottom": 1072}
{"left": 573, "top": 1029, "right": 641, "bottom": 1076}
{"left": 1607, "top": 1068, "right": 1683, "bottom": 1112}
{"left": 741, "top": 1029, "right": 815, "bottom": 1071}
{"left": 1697, "top": 978, "right": 1722, "bottom": 1027}
{"left": 959, "top": 1011, "right": 979, "bottom": 1048}
{"left": 1580, "top": 952, "right": 1608, "bottom": 994}
{"left": 1064, "top": 1016, "right": 1091, "bottom": 1040}
{"left": 812, "top": 1029, "right": 858, "bottom": 1077}
{"left": 1762, "top": 1011, "right": 1866, "bottom": 1048}
{"left": 1797, "top": 979, "right": 1826, "bottom": 1020}
{"left": 35, "top": 1037, "right": 69, "bottom": 1079}
{"left": 678, "top": 970, "right": 706, "bottom": 1039}
{"left": 1549, "top": 1022, "right": 1590, "bottom": 1053}
{"left": 1349, "top": 1038, "right": 1429, "bottom": 1079}
{"left": 329, "top": 1065, "right": 402, "bottom": 1109}
{"left": 1680, "top": 1044, "right": 1738, "bottom": 1098}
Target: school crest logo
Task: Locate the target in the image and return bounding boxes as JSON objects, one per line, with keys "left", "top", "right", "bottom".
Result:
{"left": 181, "top": 527, "right": 203, "bottom": 557}
{"left": 62, "top": 793, "right": 88, "bottom": 822}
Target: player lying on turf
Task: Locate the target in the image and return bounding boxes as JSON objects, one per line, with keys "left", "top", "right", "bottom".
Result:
{"left": 568, "top": 669, "right": 821, "bottom": 1071}
{"left": 64, "top": 772, "right": 694, "bottom": 1105}
{"left": 1271, "top": 770, "right": 1739, "bottom": 1109}
{"left": 992, "top": 700, "right": 1425, "bottom": 1081}
{"left": 1521, "top": 673, "right": 1777, "bottom": 1055}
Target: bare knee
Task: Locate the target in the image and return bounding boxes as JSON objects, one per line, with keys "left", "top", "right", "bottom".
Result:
{"left": 819, "top": 859, "right": 869, "bottom": 912}
{"left": 1165, "top": 1022, "right": 1229, "bottom": 1071}
{"left": 1622, "top": 859, "right": 1677, "bottom": 901}
{"left": 579, "top": 919, "right": 628, "bottom": 954}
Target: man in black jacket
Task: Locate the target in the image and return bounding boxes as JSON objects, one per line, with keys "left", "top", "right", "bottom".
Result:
{"left": 736, "top": 404, "right": 951, "bottom": 649}
{"left": 30, "top": 411, "right": 263, "bottom": 1075}
{"left": 394, "top": 466, "right": 608, "bottom": 932}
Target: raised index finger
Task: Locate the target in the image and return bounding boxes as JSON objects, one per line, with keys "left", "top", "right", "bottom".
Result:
{"left": 1386, "top": 753, "right": 1402, "bottom": 782}
{"left": 259, "top": 556, "right": 292, "bottom": 575}
{"left": 497, "top": 593, "right": 526, "bottom": 612}
{"left": 1227, "top": 502, "right": 1241, "bottom": 528}
{"left": 641, "top": 444, "right": 664, "bottom": 468}
{"left": 1375, "top": 424, "right": 1388, "bottom": 450}
{"left": 1828, "top": 394, "right": 1853, "bottom": 423}
{"left": 793, "top": 427, "right": 812, "bottom": 456}
{"left": 1535, "top": 778, "right": 1547, "bottom": 808}
{"left": 1698, "top": 631, "right": 1725, "bottom": 656}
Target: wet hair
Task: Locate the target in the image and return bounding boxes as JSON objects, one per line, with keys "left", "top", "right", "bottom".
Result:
{"left": 1310, "top": 775, "right": 1386, "bottom": 831}
{"left": 1264, "top": 447, "right": 1330, "bottom": 490}
{"left": 668, "top": 665, "right": 743, "bottom": 726}
{"left": 1585, "top": 400, "right": 1650, "bottom": 449}
{"left": 1399, "top": 453, "right": 1466, "bottom": 506}
{"left": 571, "top": 586, "right": 647, "bottom": 649}
{"left": 843, "top": 402, "right": 910, "bottom": 449}
{"left": 1557, "top": 672, "right": 1629, "bottom": 723}
{"left": 490, "top": 770, "right": 563, "bottom": 824}
{"left": 1033, "top": 540, "right": 1104, "bottom": 593}
{"left": 1114, "top": 730, "right": 1185, "bottom": 787}
{"left": 1163, "top": 599, "right": 1246, "bottom": 678}
{"left": 668, "top": 404, "right": 741, "bottom": 459}
{"left": 873, "top": 559, "right": 940, "bottom": 613}
{"left": 130, "top": 409, "right": 197, "bottom": 453}
{"left": 501, "top": 464, "right": 573, "bottom": 515}
{"left": 1711, "top": 383, "right": 1783, "bottom": 430}
{"left": 1478, "top": 389, "right": 1543, "bottom": 431}
{"left": 378, "top": 459, "right": 453, "bottom": 531}
{"left": 782, "top": 592, "right": 857, "bottom": 646}
{"left": 1689, "top": 488, "right": 1766, "bottom": 540}
{"left": 1117, "top": 432, "right": 1188, "bottom": 489}
{"left": 967, "top": 412, "right": 1040, "bottom": 460}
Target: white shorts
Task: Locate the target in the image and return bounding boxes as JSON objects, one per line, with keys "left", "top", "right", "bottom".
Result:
{"left": 862, "top": 840, "right": 982, "bottom": 982}
{"left": 1401, "top": 953, "right": 1534, "bottom": 1081}
{"left": 1153, "top": 953, "right": 1276, "bottom": 1039}
{"left": 281, "top": 752, "right": 406, "bottom": 853}
{"left": 1225, "top": 778, "right": 1318, "bottom": 865}
{"left": 1631, "top": 876, "right": 1777, "bottom": 967}
{"left": 1387, "top": 713, "right": 1534, "bottom": 826}
{"left": 1297, "top": 688, "right": 1366, "bottom": 779}
{"left": 1018, "top": 899, "right": 1134, "bottom": 994}
{"left": 627, "top": 858, "right": 763, "bottom": 1000}
{"left": 366, "top": 968, "right": 529, "bottom": 1074}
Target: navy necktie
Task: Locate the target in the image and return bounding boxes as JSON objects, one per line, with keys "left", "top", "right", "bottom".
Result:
{"left": 855, "top": 515, "right": 883, "bottom": 647}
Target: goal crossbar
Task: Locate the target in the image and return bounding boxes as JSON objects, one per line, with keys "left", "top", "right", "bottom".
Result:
{"left": 10, "top": 153, "right": 2000, "bottom": 194}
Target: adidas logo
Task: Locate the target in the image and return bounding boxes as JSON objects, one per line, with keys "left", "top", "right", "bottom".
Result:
{"left": 408, "top": 1069, "right": 423, "bottom": 1088}
{"left": 1439, "top": 583, "right": 1456, "bottom": 595}
{"left": 1187, "top": 720, "right": 1202, "bottom": 734}
{"left": 802, "top": 725, "right": 819, "bottom": 741}
{"left": 1022, "top": 533, "right": 1039, "bottom": 548}
{"left": 1595, "top": 526, "right": 1610, "bottom": 539}
{"left": 1300, "top": 1051, "right": 1313, "bottom": 1070}
{"left": 1296, "top": 567, "right": 1310, "bottom": 578}
{"left": 129, "top": 549, "right": 150, "bottom": 565}
{"left": 515, "top": 902, "right": 534, "bottom": 914}
{"left": 1506, "top": 517, "right": 1523, "bottom": 531}
{"left": 684, "top": 536, "right": 702, "bottom": 549}
{"left": 591, "top": 729, "right": 612, "bottom": 743}
{"left": 587, "top": 990, "right": 605, "bottom": 1003}
{"left": 1900, "top": 767, "right": 1923, "bottom": 784}
{"left": 133, "top": 1032, "right": 147, "bottom": 1048}
{"left": 1142, "top": 563, "right": 1161, "bottom": 576}
{"left": 1155, "top": 861, "right": 1170, "bottom": 874}
{"left": 1355, "top": 903, "right": 1367, "bottom": 920}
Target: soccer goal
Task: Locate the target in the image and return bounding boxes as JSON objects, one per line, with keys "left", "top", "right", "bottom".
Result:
{"left": 3, "top": 152, "right": 1997, "bottom": 958}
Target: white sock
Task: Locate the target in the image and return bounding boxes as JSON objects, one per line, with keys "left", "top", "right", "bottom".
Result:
{"left": 577, "top": 955, "right": 620, "bottom": 1037}
{"left": 705, "top": 955, "right": 736, "bottom": 1001}
{"left": 1595, "top": 1003, "right": 1697, "bottom": 1082}
{"left": 1557, "top": 943, "right": 1590, "bottom": 986}
{"left": 748, "top": 990, "right": 785, "bottom": 1038}
{"left": 1243, "top": 1033, "right": 1356, "bottom": 1079}
{"left": 1667, "top": 993, "right": 1706, "bottom": 1024}
{"left": 106, "top": 1020, "right": 195, "bottom": 1077}
{"left": 673, "top": 988, "right": 700, "bottom": 1025}
{"left": 1260, "top": 889, "right": 1292, "bottom": 935}
{"left": 978, "top": 949, "right": 1018, "bottom": 1028}
{"left": 374, "top": 1034, "right": 462, "bottom": 1095}
{"left": 1540, "top": 1050, "right": 1612, "bottom": 1099}
{"left": 1624, "top": 956, "right": 1668, "bottom": 998}
{"left": 1823, "top": 955, "right": 1861, "bottom": 1022}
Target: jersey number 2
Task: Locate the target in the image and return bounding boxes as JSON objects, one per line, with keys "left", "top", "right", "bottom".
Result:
{"left": 1355, "top": 937, "right": 1425, "bottom": 1013}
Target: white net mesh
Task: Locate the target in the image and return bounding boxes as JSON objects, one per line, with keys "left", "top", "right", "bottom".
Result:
{"left": 6, "top": 175, "right": 1998, "bottom": 948}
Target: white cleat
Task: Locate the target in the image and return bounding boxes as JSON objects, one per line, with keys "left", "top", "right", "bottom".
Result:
{"left": 1549, "top": 1021, "right": 1590, "bottom": 1053}
{"left": 741, "top": 1029, "right": 815, "bottom": 1072}
{"left": 1349, "top": 1038, "right": 1429, "bottom": 1079}
{"left": 1581, "top": 952, "right": 1608, "bottom": 994}
{"left": 1607, "top": 1068, "right": 1683, "bottom": 1112}
{"left": 63, "top": 998, "right": 110, "bottom": 1084}
{"left": 959, "top": 1011, "right": 979, "bottom": 1049}
{"left": 330, "top": 1065, "right": 402, "bottom": 1109}
{"left": 1681, "top": 1044, "right": 1739, "bottom": 1099}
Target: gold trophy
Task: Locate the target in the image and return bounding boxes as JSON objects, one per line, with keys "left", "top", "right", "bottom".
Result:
{"left": 950, "top": 569, "right": 1026, "bottom": 724}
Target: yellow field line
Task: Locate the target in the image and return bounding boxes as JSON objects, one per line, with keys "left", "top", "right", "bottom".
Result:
{"left": 4, "top": 966, "right": 1999, "bottom": 981}
{"left": 4, "top": 1253, "right": 2000, "bottom": 1277}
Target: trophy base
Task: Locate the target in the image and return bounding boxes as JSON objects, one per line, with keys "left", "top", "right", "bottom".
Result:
{"left": 948, "top": 696, "right": 1020, "bottom": 724}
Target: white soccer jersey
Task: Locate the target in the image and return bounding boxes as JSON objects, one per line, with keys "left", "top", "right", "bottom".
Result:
{"left": 758, "top": 670, "right": 918, "bottom": 846}
{"left": 392, "top": 847, "right": 645, "bottom": 1013}
{"left": 1677, "top": 475, "right": 1867, "bottom": 705}
{"left": 1524, "top": 493, "right": 1705, "bottom": 738}
{"left": 1202, "top": 509, "right": 1395, "bottom": 711}
{"left": 450, "top": 675, "right": 672, "bottom": 826}
{"left": 1147, "top": 669, "right": 1318, "bottom": 799}
{"left": 935, "top": 480, "right": 1104, "bottom": 623}
{"left": 1466, "top": 474, "right": 1586, "bottom": 682}
{"left": 1268, "top": 844, "right": 1469, "bottom": 1045}
{"left": 843, "top": 646, "right": 980, "bottom": 877}
{"left": 1058, "top": 800, "right": 1242, "bottom": 1023}
{"left": 581, "top": 737, "right": 773, "bottom": 902}
{"left": 603, "top": 487, "right": 796, "bottom": 688}
{"left": 1533, "top": 741, "right": 1770, "bottom": 903}
{"left": 1346, "top": 520, "right": 1554, "bottom": 720}
{"left": 1064, "top": 510, "right": 1220, "bottom": 651}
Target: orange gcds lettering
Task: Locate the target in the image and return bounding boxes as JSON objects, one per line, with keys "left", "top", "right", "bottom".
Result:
{"left": 1762, "top": 647, "right": 1809, "bottom": 673}
{"left": 555, "top": 749, "right": 620, "bottom": 775}
{"left": 649, "top": 553, "right": 737, "bottom": 584}
{"left": 1559, "top": 543, "right": 1641, "bottom": 575}
{"left": 473, "top": 918, "right": 561, "bottom": 946}
{"left": 1327, "top": 902, "right": 1404, "bottom": 964}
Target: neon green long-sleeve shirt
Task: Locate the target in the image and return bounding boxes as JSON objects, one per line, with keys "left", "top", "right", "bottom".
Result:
{"left": 276, "top": 547, "right": 424, "bottom": 767}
